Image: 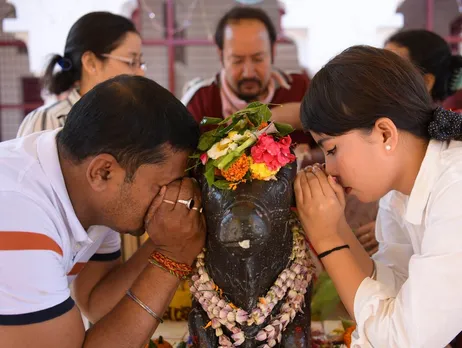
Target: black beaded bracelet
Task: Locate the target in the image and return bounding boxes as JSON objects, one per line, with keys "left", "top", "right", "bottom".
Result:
{"left": 318, "top": 244, "right": 350, "bottom": 259}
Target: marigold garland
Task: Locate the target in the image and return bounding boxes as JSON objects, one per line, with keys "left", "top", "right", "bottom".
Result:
{"left": 221, "top": 154, "right": 250, "bottom": 182}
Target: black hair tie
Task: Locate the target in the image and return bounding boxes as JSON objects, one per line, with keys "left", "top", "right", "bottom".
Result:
{"left": 428, "top": 106, "right": 462, "bottom": 141}
{"left": 57, "top": 56, "right": 73, "bottom": 71}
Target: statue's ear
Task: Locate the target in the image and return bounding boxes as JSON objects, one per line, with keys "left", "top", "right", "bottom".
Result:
{"left": 273, "top": 162, "right": 297, "bottom": 208}
{"left": 290, "top": 187, "right": 296, "bottom": 208}
{"left": 278, "top": 162, "right": 297, "bottom": 183}
{"left": 280, "top": 159, "right": 297, "bottom": 209}
{"left": 191, "top": 165, "right": 204, "bottom": 188}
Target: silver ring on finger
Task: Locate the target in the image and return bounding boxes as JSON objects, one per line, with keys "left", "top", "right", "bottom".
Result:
{"left": 192, "top": 207, "right": 203, "bottom": 213}
{"left": 163, "top": 199, "right": 175, "bottom": 205}
{"left": 177, "top": 198, "right": 195, "bottom": 210}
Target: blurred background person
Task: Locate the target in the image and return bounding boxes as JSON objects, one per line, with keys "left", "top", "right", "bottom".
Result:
{"left": 17, "top": 11, "right": 145, "bottom": 137}
{"left": 385, "top": 29, "right": 462, "bottom": 111}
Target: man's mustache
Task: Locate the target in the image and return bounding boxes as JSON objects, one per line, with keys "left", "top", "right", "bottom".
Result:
{"left": 237, "top": 78, "right": 262, "bottom": 88}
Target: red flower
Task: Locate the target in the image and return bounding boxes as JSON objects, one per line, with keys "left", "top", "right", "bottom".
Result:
{"left": 251, "top": 134, "right": 296, "bottom": 171}
{"left": 200, "top": 153, "right": 208, "bottom": 165}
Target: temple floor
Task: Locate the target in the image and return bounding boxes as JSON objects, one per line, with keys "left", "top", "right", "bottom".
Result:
{"left": 151, "top": 319, "right": 346, "bottom": 346}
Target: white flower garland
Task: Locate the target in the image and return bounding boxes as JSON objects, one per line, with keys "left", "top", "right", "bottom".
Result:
{"left": 190, "top": 222, "right": 314, "bottom": 347}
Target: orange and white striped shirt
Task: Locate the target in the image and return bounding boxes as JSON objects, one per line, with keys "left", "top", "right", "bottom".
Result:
{"left": 0, "top": 129, "right": 120, "bottom": 325}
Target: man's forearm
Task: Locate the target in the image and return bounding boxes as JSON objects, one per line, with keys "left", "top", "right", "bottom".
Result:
{"left": 84, "top": 265, "right": 180, "bottom": 348}
{"left": 270, "top": 102, "right": 303, "bottom": 130}
{"left": 82, "top": 239, "right": 156, "bottom": 322}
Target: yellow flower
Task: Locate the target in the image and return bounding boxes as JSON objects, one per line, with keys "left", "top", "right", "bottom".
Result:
{"left": 228, "top": 130, "right": 251, "bottom": 142}
{"left": 250, "top": 160, "right": 278, "bottom": 181}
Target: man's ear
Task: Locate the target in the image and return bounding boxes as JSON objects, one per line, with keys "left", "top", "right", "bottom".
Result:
{"left": 271, "top": 44, "right": 275, "bottom": 64}
{"left": 218, "top": 48, "right": 224, "bottom": 65}
{"left": 85, "top": 154, "right": 123, "bottom": 192}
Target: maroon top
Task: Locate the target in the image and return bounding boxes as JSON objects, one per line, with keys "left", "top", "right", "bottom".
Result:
{"left": 443, "top": 90, "right": 462, "bottom": 111}
{"left": 183, "top": 72, "right": 316, "bottom": 147}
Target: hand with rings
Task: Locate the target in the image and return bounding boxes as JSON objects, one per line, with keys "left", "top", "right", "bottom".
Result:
{"left": 162, "top": 197, "right": 203, "bottom": 213}
{"left": 144, "top": 177, "right": 206, "bottom": 265}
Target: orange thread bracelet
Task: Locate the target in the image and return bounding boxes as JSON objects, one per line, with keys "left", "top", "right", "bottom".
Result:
{"left": 148, "top": 251, "right": 193, "bottom": 279}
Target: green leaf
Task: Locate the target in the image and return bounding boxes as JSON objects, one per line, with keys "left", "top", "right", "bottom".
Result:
{"left": 216, "top": 151, "right": 238, "bottom": 170}
{"left": 214, "top": 117, "right": 241, "bottom": 137}
{"left": 216, "top": 136, "right": 256, "bottom": 170}
{"left": 185, "top": 161, "right": 200, "bottom": 173}
{"left": 149, "top": 340, "right": 157, "bottom": 348}
{"left": 273, "top": 122, "right": 295, "bottom": 136}
{"left": 197, "top": 130, "right": 218, "bottom": 151}
{"left": 189, "top": 152, "right": 201, "bottom": 159}
{"left": 218, "top": 112, "right": 238, "bottom": 125}
{"left": 212, "top": 180, "right": 231, "bottom": 190}
{"left": 259, "top": 104, "right": 272, "bottom": 123}
{"left": 246, "top": 101, "right": 264, "bottom": 109}
{"left": 341, "top": 318, "right": 356, "bottom": 330}
{"left": 222, "top": 154, "right": 241, "bottom": 171}
{"left": 311, "top": 271, "right": 341, "bottom": 321}
{"left": 200, "top": 117, "right": 223, "bottom": 126}
{"left": 204, "top": 160, "right": 216, "bottom": 186}
{"left": 246, "top": 104, "right": 272, "bottom": 127}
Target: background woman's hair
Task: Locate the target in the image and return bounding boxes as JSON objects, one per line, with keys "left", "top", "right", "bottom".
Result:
{"left": 42, "top": 11, "right": 138, "bottom": 95}
{"left": 386, "top": 29, "right": 462, "bottom": 102}
{"left": 301, "top": 45, "right": 435, "bottom": 139}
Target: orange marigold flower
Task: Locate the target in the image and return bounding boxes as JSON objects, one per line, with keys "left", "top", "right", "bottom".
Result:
{"left": 343, "top": 325, "right": 356, "bottom": 348}
{"left": 221, "top": 154, "right": 249, "bottom": 182}
{"left": 258, "top": 122, "right": 269, "bottom": 130}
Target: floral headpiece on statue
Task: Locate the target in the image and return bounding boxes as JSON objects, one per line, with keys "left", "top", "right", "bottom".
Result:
{"left": 190, "top": 102, "right": 296, "bottom": 190}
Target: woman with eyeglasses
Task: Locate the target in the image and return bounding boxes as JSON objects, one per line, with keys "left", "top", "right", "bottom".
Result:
{"left": 17, "top": 11, "right": 146, "bottom": 137}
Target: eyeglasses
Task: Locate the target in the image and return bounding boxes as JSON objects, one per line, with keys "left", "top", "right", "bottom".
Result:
{"left": 101, "top": 54, "right": 147, "bottom": 71}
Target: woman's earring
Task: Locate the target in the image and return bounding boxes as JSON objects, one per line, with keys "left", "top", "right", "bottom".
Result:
{"left": 385, "top": 145, "right": 391, "bottom": 151}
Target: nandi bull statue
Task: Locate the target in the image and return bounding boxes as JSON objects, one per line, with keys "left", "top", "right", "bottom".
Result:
{"left": 188, "top": 103, "right": 315, "bottom": 348}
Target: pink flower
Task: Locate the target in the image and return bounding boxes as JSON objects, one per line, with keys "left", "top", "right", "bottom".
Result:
{"left": 200, "top": 153, "right": 208, "bottom": 165}
{"left": 251, "top": 134, "right": 296, "bottom": 171}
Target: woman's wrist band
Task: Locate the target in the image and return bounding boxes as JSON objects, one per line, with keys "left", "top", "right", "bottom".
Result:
{"left": 318, "top": 244, "right": 350, "bottom": 259}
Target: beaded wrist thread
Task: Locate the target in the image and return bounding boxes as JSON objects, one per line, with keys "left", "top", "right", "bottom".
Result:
{"left": 148, "top": 251, "right": 193, "bottom": 280}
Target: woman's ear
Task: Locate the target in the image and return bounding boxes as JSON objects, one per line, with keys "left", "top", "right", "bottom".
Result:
{"left": 423, "top": 73, "right": 436, "bottom": 93}
{"left": 81, "top": 51, "right": 99, "bottom": 76}
{"left": 374, "top": 117, "right": 399, "bottom": 153}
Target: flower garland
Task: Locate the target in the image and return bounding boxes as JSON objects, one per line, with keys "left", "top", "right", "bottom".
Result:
{"left": 189, "top": 222, "right": 314, "bottom": 347}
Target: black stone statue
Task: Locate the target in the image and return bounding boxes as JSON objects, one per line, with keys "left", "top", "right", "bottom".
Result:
{"left": 189, "top": 162, "right": 312, "bottom": 347}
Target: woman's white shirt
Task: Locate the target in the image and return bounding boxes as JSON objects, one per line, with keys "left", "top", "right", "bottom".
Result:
{"left": 353, "top": 139, "right": 462, "bottom": 348}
